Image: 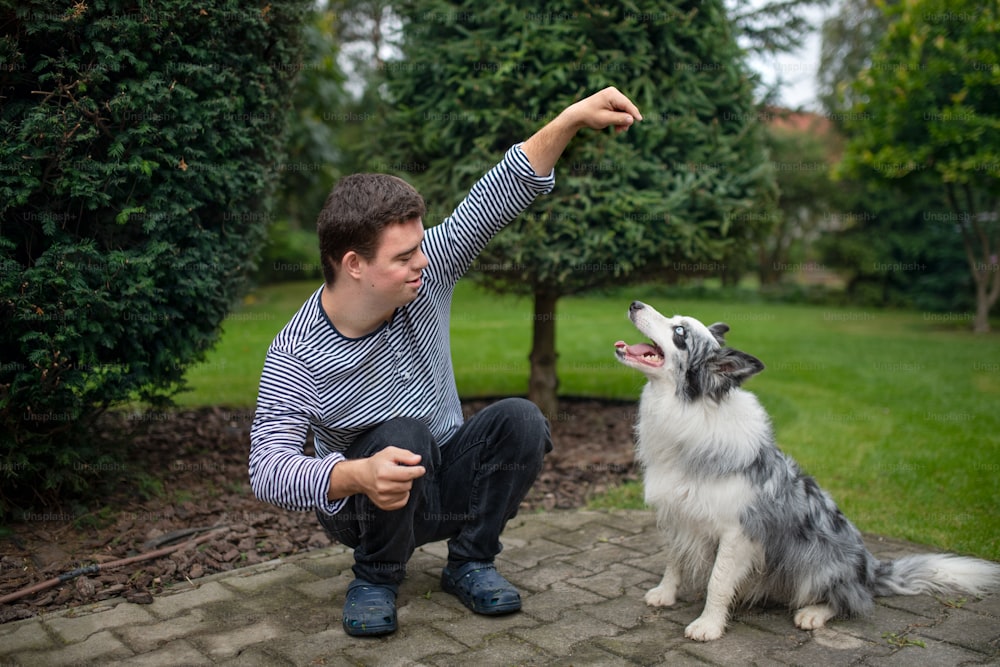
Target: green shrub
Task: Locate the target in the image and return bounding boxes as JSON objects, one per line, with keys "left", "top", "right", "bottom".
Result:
{"left": 255, "top": 219, "right": 323, "bottom": 284}
{"left": 0, "top": 1, "right": 308, "bottom": 514}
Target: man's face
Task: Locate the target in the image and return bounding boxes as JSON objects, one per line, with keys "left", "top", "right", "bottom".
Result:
{"left": 359, "top": 217, "right": 428, "bottom": 310}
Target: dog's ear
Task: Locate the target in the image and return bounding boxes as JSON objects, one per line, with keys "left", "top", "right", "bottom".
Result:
{"left": 699, "top": 347, "right": 765, "bottom": 401}
{"left": 709, "top": 347, "right": 764, "bottom": 385}
{"left": 708, "top": 322, "right": 729, "bottom": 345}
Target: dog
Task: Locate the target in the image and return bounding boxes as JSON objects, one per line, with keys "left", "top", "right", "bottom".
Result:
{"left": 614, "top": 300, "right": 1000, "bottom": 641}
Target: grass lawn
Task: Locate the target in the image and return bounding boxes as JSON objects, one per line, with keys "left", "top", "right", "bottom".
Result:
{"left": 179, "top": 280, "right": 1000, "bottom": 561}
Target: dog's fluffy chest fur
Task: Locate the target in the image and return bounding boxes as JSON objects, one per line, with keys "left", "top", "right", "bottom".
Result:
{"left": 636, "top": 382, "right": 770, "bottom": 530}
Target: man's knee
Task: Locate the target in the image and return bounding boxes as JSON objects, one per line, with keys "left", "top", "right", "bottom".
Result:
{"left": 355, "top": 417, "right": 439, "bottom": 469}
{"left": 500, "top": 397, "right": 552, "bottom": 450}
{"left": 482, "top": 398, "right": 552, "bottom": 469}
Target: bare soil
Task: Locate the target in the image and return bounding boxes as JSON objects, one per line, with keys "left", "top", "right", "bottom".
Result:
{"left": 0, "top": 398, "right": 638, "bottom": 623}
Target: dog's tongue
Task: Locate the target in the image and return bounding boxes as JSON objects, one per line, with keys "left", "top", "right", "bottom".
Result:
{"left": 615, "top": 341, "right": 660, "bottom": 356}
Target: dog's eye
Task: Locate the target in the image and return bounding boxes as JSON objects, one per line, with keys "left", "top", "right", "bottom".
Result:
{"left": 674, "top": 326, "right": 685, "bottom": 337}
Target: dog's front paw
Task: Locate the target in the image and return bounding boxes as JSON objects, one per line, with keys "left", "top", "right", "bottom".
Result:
{"left": 685, "top": 615, "right": 726, "bottom": 641}
{"left": 644, "top": 585, "right": 676, "bottom": 607}
{"left": 794, "top": 604, "right": 835, "bottom": 630}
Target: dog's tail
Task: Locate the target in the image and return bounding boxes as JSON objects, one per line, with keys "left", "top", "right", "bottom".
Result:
{"left": 873, "top": 554, "right": 1000, "bottom": 598}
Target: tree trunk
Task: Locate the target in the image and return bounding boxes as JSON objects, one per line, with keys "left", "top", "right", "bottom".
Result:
{"left": 528, "top": 289, "right": 559, "bottom": 419}
{"left": 973, "top": 289, "right": 991, "bottom": 333}
{"left": 972, "top": 265, "right": 998, "bottom": 333}
{"left": 946, "top": 184, "right": 996, "bottom": 333}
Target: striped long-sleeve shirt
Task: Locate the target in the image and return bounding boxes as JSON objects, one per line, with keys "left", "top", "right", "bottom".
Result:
{"left": 249, "top": 144, "right": 555, "bottom": 514}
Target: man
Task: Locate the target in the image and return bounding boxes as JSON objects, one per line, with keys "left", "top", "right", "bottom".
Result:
{"left": 249, "top": 87, "right": 642, "bottom": 636}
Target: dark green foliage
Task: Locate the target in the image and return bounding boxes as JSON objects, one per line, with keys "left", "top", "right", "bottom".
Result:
{"left": 815, "top": 0, "right": 976, "bottom": 314}
{"left": 818, "top": 177, "right": 972, "bottom": 311}
{"left": 757, "top": 121, "right": 836, "bottom": 286}
{"left": 271, "top": 8, "right": 345, "bottom": 229}
{"left": 371, "top": 0, "right": 775, "bottom": 413}
{"left": 378, "top": 0, "right": 776, "bottom": 296}
{"left": 0, "top": 0, "right": 308, "bottom": 512}
{"left": 256, "top": 219, "right": 323, "bottom": 283}
{"left": 838, "top": 0, "right": 999, "bottom": 331}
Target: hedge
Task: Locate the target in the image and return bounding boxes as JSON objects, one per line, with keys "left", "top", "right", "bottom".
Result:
{"left": 0, "top": 0, "right": 309, "bottom": 513}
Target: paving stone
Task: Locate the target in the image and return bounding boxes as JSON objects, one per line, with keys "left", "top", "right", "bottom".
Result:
{"left": 622, "top": 549, "right": 675, "bottom": 578}
{"left": 679, "top": 619, "right": 803, "bottom": 667}
{"left": 503, "top": 513, "right": 571, "bottom": 542}
{"left": 1, "top": 511, "right": 997, "bottom": 667}
{"left": 291, "top": 572, "right": 348, "bottom": 601}
{"left": 397, "top": 594, "right": 464, "bottom": 626}
{"left": 15, "top": 629, "right": 133, "bottom": 666}
{"left": 559, "top": 541, "right": 644, "bottom": 576}
{"left": 413, "top": 539, "right": 450, "bottom": 561}
{"left": 242, "top": 626, "right": 356, "bottom": 666}
{"left": 116, "top": 608, "right": 208, "bottom": 653}
{"left": 534, "top": 510, "right": 608, "bottom": 531}
{"left": 578, "top": 593, "right": 658, "bottom": 630}
{"left": 289, "top": 547, "right": 355, "bottom": 579}
{"left": 914, "top": 605, "right": 1000, "bottom": 655}
{"left": 401, "top": 566, "right": 444, "bottom": 597}
{"left": 191, "top": 620, "right": 293, "bottom": 660}
{"left": 431, "top": 607, "right": 537, "bottom": 648}
{"left": 545, "top": 521, "right": 631, "bottom": 552}
{"left": 145, "top": 580, "right": 235, "bottom": 620}
{"left": 114, "top": 638, "right": 213, "bottom": 666}
{"left": 215, "top": 645, "right": 300, "bottom": 667}
{"left": 429, "top": 634, "right": 550, "bottom": 667}
{"left": 781, "top": 630, "right": 893, "bottom": 667}
{"left": 41, "top": 602, "right": 153, "bottom": 645}
{"left": 543, "top": 642, "right": 640, "bottom": 666}
{"left": 965, "top": 590, "right": 1000, "bottom": 616}
{"left": 592, "top": 509, "right": 656, "bottom": 535}
{"left": 506, "top": 558, "right": 588, "bottom": 593}
{"left": 591, "top": 618, "right": 690, "bottom": 665}
{"left": 519, "top": 581, "right": 607, "bottom": 623}
{"left": 566, "top": 562, "right": 656, "bottom": 599}
{"left": 342, "top": 624, "right": 468, "bottom": 665}
{"left": 219, "top": 562, "right": 316, "bottom": 593}
{"left": 499, "top": 536, "right": 577, "bottom": 569}
{"left": 608, "top": 531, "right": 670, "bottom": 558}
{"left": 876, "top": 592, "right": 953, "bottom": 619}
{"left": 855, "top": 635, "right": 989, "bottom": 667}
{"left": 0, "top": 618, "right": 58, "bottom": 653}
{"left": 511, "top": 608, "right": 627, "bottom": 656}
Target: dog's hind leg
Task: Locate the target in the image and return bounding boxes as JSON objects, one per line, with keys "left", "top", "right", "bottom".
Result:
{"left": 644, "top": 561, "right": 679, "bottom": 607}
{"left": 686, "top": 532, "right": 760, "bottom": 641}
{"left": 794, "top": 603, "right": 835, "bottom": 630}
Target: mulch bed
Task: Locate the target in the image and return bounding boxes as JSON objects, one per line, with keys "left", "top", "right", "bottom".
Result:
{"left": 0, "top": 398, "right": 638, "bottom": 623}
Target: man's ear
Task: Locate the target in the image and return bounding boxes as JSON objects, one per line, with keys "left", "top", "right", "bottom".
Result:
{"left": 341, "top": 250, "right": 363, "bottom": 279}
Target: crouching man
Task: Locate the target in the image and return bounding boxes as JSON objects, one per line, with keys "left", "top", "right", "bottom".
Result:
{"left": 249, "top": 87, "right": 642, "bottom": 636}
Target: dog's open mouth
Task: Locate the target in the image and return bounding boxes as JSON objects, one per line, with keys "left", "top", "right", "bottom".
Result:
{"left": 615, "top": 340, "right": 665, "bottom": 367}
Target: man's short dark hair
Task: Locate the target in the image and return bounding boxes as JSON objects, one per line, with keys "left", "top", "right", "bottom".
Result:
{"left": 317, "top": 173, "right": 426, "bottom": 285}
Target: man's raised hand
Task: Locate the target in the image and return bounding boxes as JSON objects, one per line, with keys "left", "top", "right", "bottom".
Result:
{"left": 564, "top": 86, "right": 643, "bottom": 134}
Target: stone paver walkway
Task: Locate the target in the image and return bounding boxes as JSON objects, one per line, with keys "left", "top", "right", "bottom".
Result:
{"left": 2, "top": 509, "right": 998, "bottom": 666}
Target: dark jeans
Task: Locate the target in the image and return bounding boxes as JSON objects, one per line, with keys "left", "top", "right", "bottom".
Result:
{"left": 316, "top": 397, "right": 552, "bottom": 588}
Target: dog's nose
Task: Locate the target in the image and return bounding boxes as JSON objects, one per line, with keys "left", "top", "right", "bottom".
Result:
{"left": 630, "top": 301, "right": 645, "bottom": 313}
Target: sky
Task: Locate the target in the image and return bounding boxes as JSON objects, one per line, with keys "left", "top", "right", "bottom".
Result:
{"left": 744, "top": 3, "right": 832, "bottom": 111}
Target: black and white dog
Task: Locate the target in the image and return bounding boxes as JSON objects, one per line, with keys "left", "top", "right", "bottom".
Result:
{"left": 615, "top": 300, "right": 1000, "bottom": 641}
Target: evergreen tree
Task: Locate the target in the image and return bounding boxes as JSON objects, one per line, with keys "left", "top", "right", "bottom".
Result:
{"left": 374, "top": 0, "right": 775, "bottom": 414}
{"left": 0, "top": 1, "right": 308, "bottom": 511}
